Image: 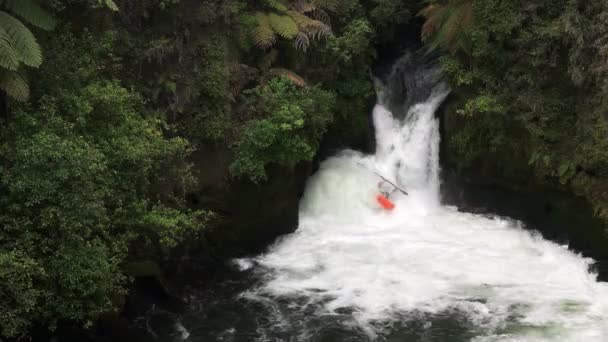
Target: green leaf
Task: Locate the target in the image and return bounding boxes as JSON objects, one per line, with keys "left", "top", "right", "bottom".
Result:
{"left": 268, "top": 13, "right": 298, "bottom": 39}
{"left": 0, "top": 10, "right": 43, "bottom": 67}
{"left": 263, "top": 0, "right": 288, "bottom": 12}
{"left": 253, "top": 12, "right": 277, "bottom": 49}
{"left": 0, "top": 0, "right": 56, "bottom": 30}
{"left": 0, "top": 25, "right": 19, "bottom": 70}
{"left": 0, "top": 69, "right": 29, "bottom": 101}
{"left": 103, "top": 0, "right": 119, "bottom": 11}
{"left": 558, "top": 162, "right": 570, "bottom": 178}
{"left": 528, "top": 151, "right": 538, "bottom": 165}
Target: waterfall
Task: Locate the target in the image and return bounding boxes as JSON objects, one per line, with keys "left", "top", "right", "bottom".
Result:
{"left": 237, "top": 55, "right": 608, "bottom": 341}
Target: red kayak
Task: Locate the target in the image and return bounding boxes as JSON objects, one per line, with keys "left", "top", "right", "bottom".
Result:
{"left": 376, "top": 194, "right": 395, "bottom": 210}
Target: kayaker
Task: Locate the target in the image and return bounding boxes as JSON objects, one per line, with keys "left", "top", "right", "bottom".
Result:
{"left": 378, "top": 180, "right": 396, "bottom": 199}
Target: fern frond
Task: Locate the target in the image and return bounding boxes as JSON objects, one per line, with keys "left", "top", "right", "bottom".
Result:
{"left": 311, "top": 0, "right": 338, "bottom": 12}
{"left": 441, "top": 1, "right": 471, "bottom": 44}
{"left": 293, "top": 32, "right": 310, "bottom": 51}
{"left": 286, "top": 10, "right": 331, "bottom": 50}
{"left": 288, "top": 11, "right": 331, "bottom": 36}
{"left": 0, "top": 25, "right": 19, "bottom": 70}
{"left": 0, "top": 11, "right": 42, "bottom": 67}
{"left": 0, "top": 0, "right": 56, "bottom": 30}
{"left": 262, "top": 0, "right": 288, "bottom": 13}
{"left": 288, "top": 10, "right": 310, "bottom": 27}
{"left": 419, "top": 0, "right": 473, "bottom": 54}
{"left": 420, "top": 4, "right": 440, "bottom": 40}
{"left": 253, "top": 12, "right": 277, "bottom": 49}
{"left": 0, "top": 69, "right": 29, "bottom": 101}
{"left": 102, "top": 0, "right": 119, "bottom": 11}
{"left": 290, "top": 1, "right": 331, "bottom": 24}
{"left": 268, "top": 13, "right": 298, "bottom": 39}
{"left": 308, "top": 8, "right": 331, "bottom": 25}
{"left": 291, "top": 0, "right": 315, "bottom": 13}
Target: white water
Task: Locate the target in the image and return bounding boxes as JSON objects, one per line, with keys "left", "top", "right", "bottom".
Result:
{"left": 242, "top": 75, "right": 608, "bottom": 341}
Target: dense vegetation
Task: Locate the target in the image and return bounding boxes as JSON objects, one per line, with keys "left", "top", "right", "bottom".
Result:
{"left": 421, "top": 0, "right": 608, "bottom": 220}
{"left": 0, "top": 0, "right": 415, "bottom": 338}
{"left": 1, "top": 0, "right": 607, "bottom": 339}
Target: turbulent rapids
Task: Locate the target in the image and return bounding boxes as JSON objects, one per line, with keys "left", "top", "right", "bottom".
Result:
{"left": 234, "top": 54, "right": 608, "bottom": 341}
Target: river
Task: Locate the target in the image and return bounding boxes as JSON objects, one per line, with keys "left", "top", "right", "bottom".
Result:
{"left": 139, "top": 54, "right": 608, "bottom": 342}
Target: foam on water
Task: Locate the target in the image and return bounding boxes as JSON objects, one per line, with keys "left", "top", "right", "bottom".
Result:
{"left": 242, "top": 61, "right": 608, "bottom": 341}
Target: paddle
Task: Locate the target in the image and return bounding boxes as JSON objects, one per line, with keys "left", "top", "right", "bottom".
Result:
{"left": 356, "top": 162, "right": 409, "bottom": 196}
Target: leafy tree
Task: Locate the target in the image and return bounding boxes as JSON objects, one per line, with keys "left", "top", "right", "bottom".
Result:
{"left": 230, "top": 77, "right": 335, "bottom": 181}
{"left": 0, "top": 0, "right": 425, "bottom": 338}
{"left": 0, "top": 31, "right": 209, "bottom": 339}
{"left": 433, "top": 0, "right": 608, "bottom": 220}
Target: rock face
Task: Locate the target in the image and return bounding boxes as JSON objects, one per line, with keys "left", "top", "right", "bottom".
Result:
{"left": 185, "top": 116, "right": 376, "bottom": 260}
{"left": 438, "top": 91, "right": 535, "bottom": 191}
{"left": 193, "top": 159, "right": 313, "bottom": 258}
{"left": 184, "top": 144, "right": 306, "bottom": 258}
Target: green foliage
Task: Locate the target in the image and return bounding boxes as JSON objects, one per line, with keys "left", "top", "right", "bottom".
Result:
{"left": 439, "top": 56, "right": 474, "bottom": 85}
{"left": 420, "top": 0, "right": 473, "bottom": 54}
{"left": 0, "top": 69, "right": 28, "bottom": 100}
{"left": 333, "top": 72, "right": 373, "bottom": 119}
{"left": 0, "top": 31, "right": 208, "bottom": 338}
{"left": 0, "top": 11, "right": 43, "bottom": 68}
{"left": 0, "top": 0, "right": 56, "bottom": 101}
{"left": 230, "top": 77, "right": 335, "bottom": 181}
{"left": 0, "top": 0, "right": 422, "bottom": 338}
{"left": 268, "top": 12, "right": 298, "bottom": 39}
{"left": 456, "top": 95, "right": 502, "bottom": 117}
{"left": 0, "top": 252, "right": 41, "bottom": 339}
{"left": 253, "top": 12, "right": 277, "bottom": 48}
{"left": 175, "top": 35, "right": 233, "bottom": 142}
{"left": 48, "top": 0, "right": 128, "bottom": 11}
{"left": 370, "top": 0, "right": 411, "bottom": 30}
{"left": 263, "top": 0, "right": 288, "bottom": 12}
{"left": 100, "top": 0, "right": 119, "bottom": 11}
{"left": 436, "top": 0, "right": 608, "bottom": 221}
{"left": 1, "top": 0, "right": 56, "bottom": 30}
{"left": 199, "top": 0, "right": 245, "bottom": 24}
{"left": 448, "top": 108, "right": 512, "bottom": 169}
{"left": 323, "top": 17, "right": 373, "bottom": 65}
{"left": 252, "top": 0, "right": 332, "bottom": 51}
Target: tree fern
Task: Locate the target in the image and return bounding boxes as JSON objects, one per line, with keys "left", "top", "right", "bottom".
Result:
{"left": 0, "top": 0, "right": 56, "bottom": 30}
{"left": 294, "top": 32, "right": 310, "bottom": 51}
{"left": 288, "top": 10, "right": 331, "bottom": 50}
{"left": 291, "top": 0, "right": 315, "bottom": 13}
{"left": 0, "top": 27, "right": 19, "bottom": 70}
{"left": 252, "top": 1, "right": 333, "bottom": 52}
{"left": 0, "top": 0, "right": 55, "bottom": 101}
{"left": 254, "top": 12, "right": 277, "bottom": 49}
{"left": 268, "top": 13, "right": 298, "bottom": 39}
{"left": 311, "top": 0, "right": 338, "bottom": 12}
{"left": 0, "top": 11, "right": 43, "bottom": 68}
{"left": 420, "top": 0, "right": 473, "bottom": 54}
{"left": 292, "top": 0, "right": 331, "bottom": 24}
{"left": 262, "top": 0, "right": 288, "bottom": 13}
{"left": 0, "top": 68, "right": 28, "bottom": 101}
{"left": 100, "top": 0, "right": 119, "bottom": 11}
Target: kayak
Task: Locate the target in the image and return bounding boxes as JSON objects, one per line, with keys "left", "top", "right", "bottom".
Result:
{"left": 376, "top": 194, "right": 395, "bottom": 210}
